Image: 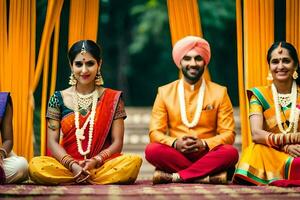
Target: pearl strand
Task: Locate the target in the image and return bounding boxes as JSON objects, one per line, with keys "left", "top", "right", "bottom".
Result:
{"left": 178, "top": 79, "right": 205, "bottom": 128}
{"left": 271, "top": 81, "right": 297, "bottom": 134}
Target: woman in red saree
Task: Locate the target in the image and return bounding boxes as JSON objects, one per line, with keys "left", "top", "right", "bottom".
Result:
{"left": 29, "top": 40, "right": 142, "bottom": 185}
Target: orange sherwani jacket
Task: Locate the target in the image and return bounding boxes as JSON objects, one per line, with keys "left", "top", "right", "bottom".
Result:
{"left": 149, "top": 79, "right": 236, "bottom": 150}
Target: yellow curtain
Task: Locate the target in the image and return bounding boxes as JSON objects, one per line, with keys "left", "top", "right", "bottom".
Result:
{"left": 0, "top": 0, "right": 36, "bottom": 160}
{"left": 68, "top": 0, "right": 99, "bottom": 48}
{"left": 0, "top": 0, "right": 7, "bottom": 92}
{"left": 0, "top": 0, "right": 64, "bottom": 159}
{"left": 166, "top": 0, "right": 210, "bottom": 80}
{"left": 286, "top": 0, "right": 300, "bottom": 51}
{"left": 37, "top": 0, "right": 64, "bottom": 156}
{"left": 0, "top": 0, "right": 7, "bottom": 91}
{"left": 236, "top": 0, "right": 274, "bottom": 151}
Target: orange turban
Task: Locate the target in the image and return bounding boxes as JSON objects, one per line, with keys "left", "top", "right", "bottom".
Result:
{"left": 172, "top": 36, "right": 211, "bottom": 68}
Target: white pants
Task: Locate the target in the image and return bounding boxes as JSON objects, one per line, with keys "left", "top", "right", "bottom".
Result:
{"left": 3, "top": 152, "right": 28, "bottom": 183}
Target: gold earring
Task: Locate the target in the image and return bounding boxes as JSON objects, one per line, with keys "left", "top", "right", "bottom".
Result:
{"left": 69, "top": 72, "right": 77, "bottom": 86}
{"left": 293, "top": 70, "right": 298, "bottom": 80}
{"left": 95, "top": 71, "right": 104, "bottom": 86}
{"left": 267, "top": 71, "right": 273, "bottom": 81}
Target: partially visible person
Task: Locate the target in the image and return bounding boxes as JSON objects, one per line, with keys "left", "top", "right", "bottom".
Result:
{"left": 145, "top": 36, "right": 239, "bottom": 184}
{"left": 233, "top": 41, "right": 300, "bottom": 186}
{"left": 29, "top": 40, "right": 142, "bottom": 185}
{"left": 0, "top": 92, "right": 28, "bottom": 184}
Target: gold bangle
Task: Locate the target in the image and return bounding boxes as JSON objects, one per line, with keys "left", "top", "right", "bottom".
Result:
{"left": 0, "top": 148, "right": 7, "bottom": 158}
{"left": 93, "top": 155, "right": 103, "bottom": 167}
{"left": 200, "top": 139, "right": 207, "bottom": 149}
{"left": 99, "top": 149, "right": 111, "bottom": 161}
{"left": 265, "top": 133, "right": 271, "bottom": 147}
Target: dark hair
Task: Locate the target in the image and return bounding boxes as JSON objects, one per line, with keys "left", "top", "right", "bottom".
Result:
{"left": 68, "top": 40, "right": 102, "bottom": 65}
{"left": 267, "top": 41, "right": 300, "bottom": 85}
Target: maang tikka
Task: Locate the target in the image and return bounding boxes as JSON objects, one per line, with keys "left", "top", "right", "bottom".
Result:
{"left": 81, "top": 42, "right": 87, "bottom": 55}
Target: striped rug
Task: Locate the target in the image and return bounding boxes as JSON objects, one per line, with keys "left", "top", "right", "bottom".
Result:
{"left": 1, "top": 181, "right": 300, "bottom": 199}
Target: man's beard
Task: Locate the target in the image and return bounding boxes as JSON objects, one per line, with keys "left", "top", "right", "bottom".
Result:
{"left": 181, "top": 65, "right": 204, "bottom": 83}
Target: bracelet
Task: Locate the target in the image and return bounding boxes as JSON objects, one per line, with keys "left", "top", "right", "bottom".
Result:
{"left": 93, "top": 155, "right": 103, "bottom": 167}
{"left": 0, "top": 148, "right": 7, "bottom": 159}
{"left": 265, "top": 133, "right": 272, "bottom": 147}
{"left": 60, "top": 154, "right": 76, "bottom": 171}
{"left": 283, "top": 145, "right": 290, "bottom": 153}
{"left": 172, "top": 139, "right": 178, "bottom": 150}
{"left": 99, "top": 149, "right": 111, "bottom": 161}
{"left": 200, "top": 139, "right": 207, "bottom": 149}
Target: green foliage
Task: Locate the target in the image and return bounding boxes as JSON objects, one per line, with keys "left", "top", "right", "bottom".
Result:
{"left": 198, "top": 0, "right": 238, "bottom": 105}
{"left": 99, "top": 0, "right": 176, "bottom": 106}
{"left": 35, "top": 0, "right": 238, "bottom": 107}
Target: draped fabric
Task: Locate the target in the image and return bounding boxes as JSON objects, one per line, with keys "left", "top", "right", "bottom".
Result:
{"left": 286, "top": 0, "right": 300, "bottom": 51}
{"left": 59, "top": 89, "right": 121, "bottom": 160}
{"left": 236, "top": 0, "right": 274, "bottom": 151}
{"left": 166, "top": 0, "right": 210, "bottom": 80}
{"left": 0, "top": 0, "right": 64, "bottom": 158}
{"left": 0, "top": 0, "right": 7, "bottom": 89}
{"left": 0, "top": 0, "right": 36, "bottom": 160}
{"left": 36, "top": 0, "right": 64, "bottom": 156}
{"left": 68, "top": 0, "right": 99, "bottom": 48}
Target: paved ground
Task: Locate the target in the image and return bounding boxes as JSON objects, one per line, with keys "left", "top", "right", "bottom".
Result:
{"left": 123, "top": 107, "right": 241, "bottom": 180}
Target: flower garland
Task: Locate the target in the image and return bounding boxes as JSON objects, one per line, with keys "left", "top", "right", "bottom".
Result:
{"left": 278, "top": 93, "right": 292, "bottom": 107}
{"left": 73, "top": 88, "right": 98, "bottom": 157}
{"left": 178, "top": 79, "right": 205, "bottom": 128}
{"left": 271, "top": 81, "right": 298, "bottom": 134}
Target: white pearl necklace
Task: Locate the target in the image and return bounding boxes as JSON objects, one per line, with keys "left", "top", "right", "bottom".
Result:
{"left": 271, "top": 81, "right": 298, "bottom": 134}
{"left": 73, "top": 88, "right": 98, "bottom": 157}
{"left": 178, "top": 79, "right": 205, "bottom": 128}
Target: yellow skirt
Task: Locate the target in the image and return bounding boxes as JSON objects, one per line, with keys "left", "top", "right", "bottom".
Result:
{"left": 233, "top": 143, "right": 293, "bottom": 185}
{"left": 29, "top": 154, "right": 142, "bottom": 185}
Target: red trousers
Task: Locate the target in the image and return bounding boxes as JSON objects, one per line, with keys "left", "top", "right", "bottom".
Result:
{"left": 145, "top": 143, "right": 239, "bottom": 181}
{"left": 270, "top": 158, "right": 300, "bottom": 187}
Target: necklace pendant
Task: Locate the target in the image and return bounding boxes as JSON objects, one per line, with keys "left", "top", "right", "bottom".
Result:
{"left": 75, "top": 129, "right": 85, "bottom": 140}
{"left": 79, "top": 108, "right": 88, "bottom": 116}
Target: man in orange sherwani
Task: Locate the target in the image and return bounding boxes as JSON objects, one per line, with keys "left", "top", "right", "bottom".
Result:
{"left": 145, "top": 36, "right": 239, "bottom": 184}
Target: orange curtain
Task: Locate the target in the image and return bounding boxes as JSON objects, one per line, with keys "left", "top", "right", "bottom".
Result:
{"left": 236, "top": 0, "right": 274, "bottom": 151}
{"left": 0, "top": 0, "right": 64, "bottom": 158}
{"left": 0, "top": 0, "right": 36, "bottom": 160}
{"left": 0, "top": 0, "right": 7, "bottom": 90}
{"left": 286, "top": 0, "right": 300, "bottom": 51}
{"left": 37, "top": 0, "right": 64, "bottom": 156}
{"left": 166, "top": 0, "right": 210, "bottom": 80}
{"left": 68, "top": 0, "right": 99, "bottom": 48}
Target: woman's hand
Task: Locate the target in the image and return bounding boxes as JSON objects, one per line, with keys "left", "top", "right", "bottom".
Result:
{"left": 286, "top": 144, "right": 300, "bottom": 157}
{"left": 78, "top": 158, "right": 99, "bottom": 171}
{"left": 71, "top": 163, "right": 90, "bottom": 183}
